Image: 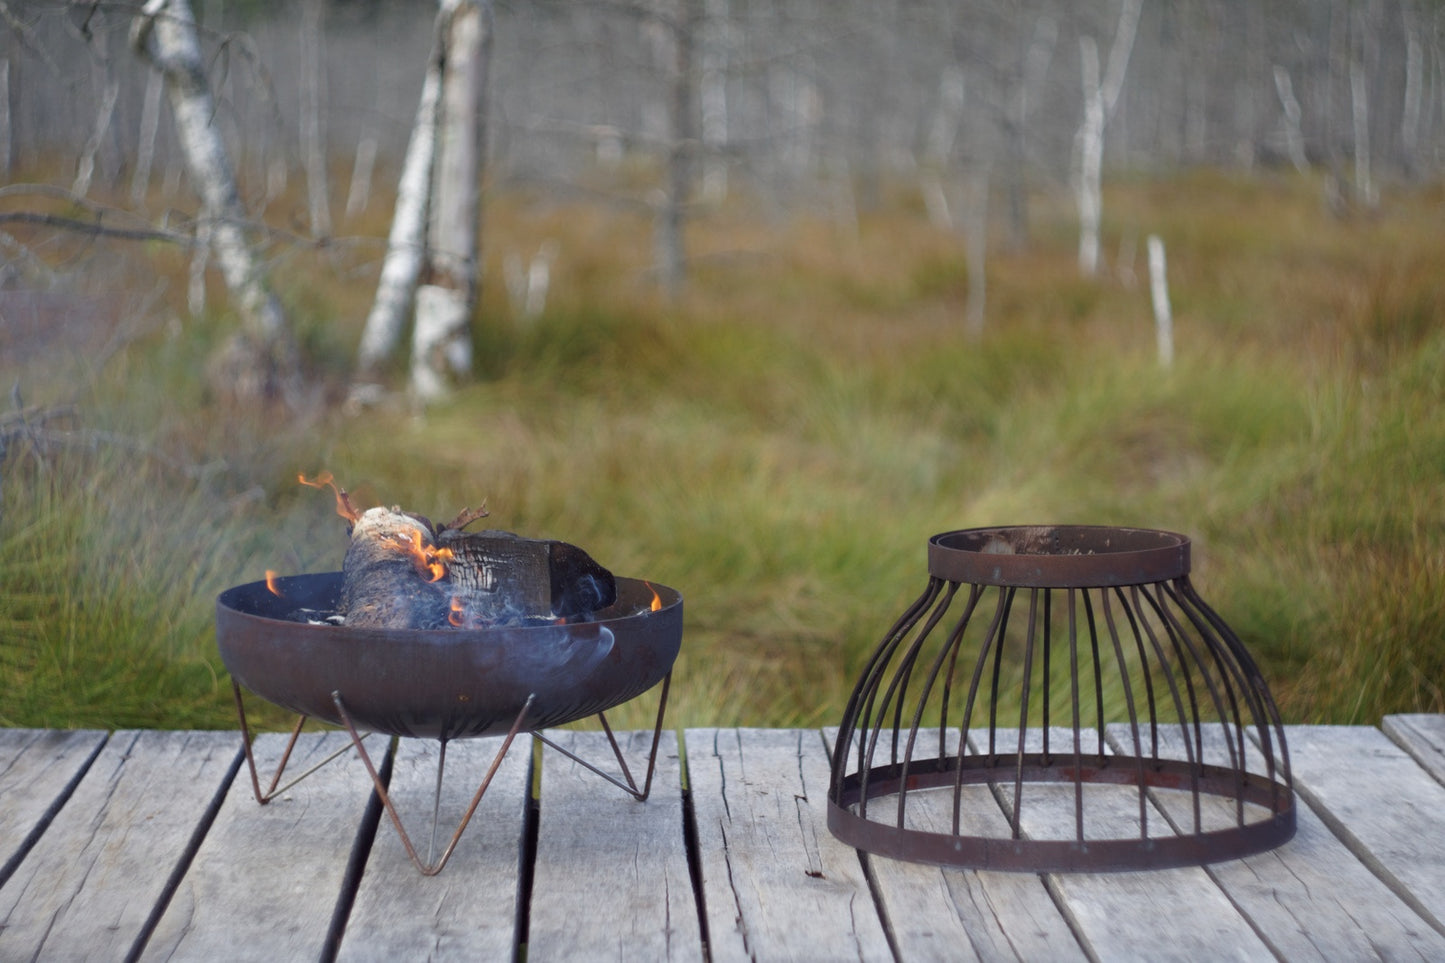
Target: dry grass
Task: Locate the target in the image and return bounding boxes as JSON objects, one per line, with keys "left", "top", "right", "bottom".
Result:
{"left": 2, "top": 168, "right": 1443, "bottom": 730}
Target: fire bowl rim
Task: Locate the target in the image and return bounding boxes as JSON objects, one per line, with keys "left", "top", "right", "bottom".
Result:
{"left": 929, "top": 524, "right": 1191, "bottom": 588}
{"left": 215, "top": 572, "right": 682, "bottom": 739}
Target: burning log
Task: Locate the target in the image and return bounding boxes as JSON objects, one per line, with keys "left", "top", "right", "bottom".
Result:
{"left": 335, "top": 505, "right": 616, "bottom": 630}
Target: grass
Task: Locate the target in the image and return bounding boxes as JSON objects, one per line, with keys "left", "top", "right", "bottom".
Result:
{"left": 2, "top": 168, "right": 1443, "bottom": 731}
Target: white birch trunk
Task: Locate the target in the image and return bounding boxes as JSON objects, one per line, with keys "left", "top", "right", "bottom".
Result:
{"left": 0, "top": 59, "right": 9, "bottom": 179}
{"left": 344, "top": 133, "right": 377, "bottom": 220}
{"left": 412, "top": 0, "right": 490, "bottom": 402}
{"left": 1074, "top": 0, "right": 1142, "bottom": 277}
{"left": 355, "top": 12, "right": 447, "bottom": 375}
{"left": 1076, "top": 35, "right": 1104, "bottom": 276}
{"left": 73, "top": 75, "right": 120, "bottom": 200}
{"left": 1350, "top": 56, "right": 1375, "bottom": 207}
{"left": 1147, "top": 234, "right": 1173, "bottom": 368}
{"left": 131, "top": 0, "right": 290, "bottom": 351}
{"left": 1401, "top": 8, "right": 1422, "bottom": 174}
{"left": 131, "top": 69, "right": 164, "bottom": 207}
{"left": 1272, "top": 65, "right": 1310, "bottom": 174}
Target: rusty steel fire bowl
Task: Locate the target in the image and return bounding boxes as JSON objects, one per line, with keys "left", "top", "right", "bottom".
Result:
{"left": 829, "top": 525, "right": 1296, "bottom": 874}
{"left": 217, "top": 572, "right": 681, "bottom": 740}
{"left": 217, "top": 571, "right": 682, "bottom": 875}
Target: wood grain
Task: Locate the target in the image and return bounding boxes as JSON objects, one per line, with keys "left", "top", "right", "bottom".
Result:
{"left": 526, "top": 728, "right": 700, "bottom": 960}
{"left": 0, "top": 729, "right": 239, "bottom": 961}
{"left": 139, "top": 730, "right": 377, "bottom": 961}
{"left": 686, "top": 727, "right": 892, "bottom": 962}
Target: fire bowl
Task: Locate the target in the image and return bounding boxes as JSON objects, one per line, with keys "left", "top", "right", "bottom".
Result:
{"left": 217, "top": 572, "right": 682, "bottom": 739}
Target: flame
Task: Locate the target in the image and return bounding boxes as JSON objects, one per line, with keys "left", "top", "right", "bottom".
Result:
{"left": 392, "top": 528, "right": 454, "bottom": 582}
{"left": 265, "top": 570, "right": 283, "bottom": 596}
{"left": 298, "top": 471, "right": 362, "bottom": 523}
{"left": 448, "top": 596, "right": 466, "bottom": 627}
{"left": 645, "top": 581, "right": 662, "bottom": 612}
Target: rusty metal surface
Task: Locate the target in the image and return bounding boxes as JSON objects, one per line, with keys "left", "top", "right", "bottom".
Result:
{"left": 217, "top": 573, "right": 681, "bottom": 739}
{"left": 830, "top": 526, "right": 1295, "bottom": 873}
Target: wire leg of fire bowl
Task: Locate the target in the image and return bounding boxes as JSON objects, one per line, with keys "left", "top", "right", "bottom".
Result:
{"left": 231, "top": 680, "right": 371, "bottom": 804}
{"left": 534, "top": 671, "right": 672, "bottom": 802}
{"left": 331, "top": 690, "right": 537, "bottom": 877}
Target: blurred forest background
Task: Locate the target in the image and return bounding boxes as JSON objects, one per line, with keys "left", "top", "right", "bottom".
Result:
{"left": 1, "top": 0, "right": 1443, "bottom": 732}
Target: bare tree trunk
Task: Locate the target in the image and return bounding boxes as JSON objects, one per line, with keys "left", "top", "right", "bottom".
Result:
{"left": 131, "top": 69, "right": 164, "bottom": 207}
{"left": 1273, "top": 65, "right": 1310, "bottom": 174}
{"left": 412, "top": 0, "right": 491, "bottom": 402}
{"left": 962, "top": 168, "right": 989, "bottom": 337}
{"left": 131, "top": 0, "right": 294, "bottom": 379}
{"left": 1074, "top": 0, "right": 1142, "bottom": 277}
{"left": 1350, "top": 54, "right": 1375, "bottom": 207}
{"left": 699, "top": 0, "right": 729, "bottom": 204}
{"left": 0, "top": 58, "right": 13, "bottom": 180}
{"left": 344, "top": 132, "right": 377, "bottom": 220}
{"left": 1401, "top": 5, "right": 1423, "bottom": 176}
{"left": 653, "top": 0, "right": 697, "bottom": 299}
{"left": 300, "top": 0, "right": 332, "bottom": 238}
{"left": 355, "top": 13, "right": 446, "bottom": 376}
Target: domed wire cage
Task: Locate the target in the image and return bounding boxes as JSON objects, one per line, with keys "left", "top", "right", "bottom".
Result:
{"left": 828, "top": 526, "right": 1295, "bottom": 873}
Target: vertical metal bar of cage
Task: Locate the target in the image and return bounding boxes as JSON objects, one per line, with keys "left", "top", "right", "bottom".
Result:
{"left": 1010, "top": 588, "right": 1042, "bottom": 841}
{"left": 986, "top": 586, "right": 1018, "bottom": 762}
{"left": 834, "top": 577, "right": 940, "bottom": 810}
{"left": 1041, "top": 589, "right": 1054, "bottom": 764}
{"left": 1130, "top": 583, "right": 1205, "bottom": 832}
{"left": 1101, "top": 588, "right": 1150, "bottom": 840}
{"left": 1067, "top": 588, "right": 1085, "bottom": 844}
{"left": 951, "top": 583, "right": 1014, "bottom": 836}
{"left": 1115, "top": 586, "right": 1162, "bottom": 760}
{"left": 1178, "top": 576, "right": 1293, "bottom": 811}
{"left": 856, "top": 579, "right": 958, "bottom": 819}
{"left": 1080, "top": 589, "right": 1107, "bottom": 761}
{"left": 896, "top": 583, "right": 984, "bottom": 827}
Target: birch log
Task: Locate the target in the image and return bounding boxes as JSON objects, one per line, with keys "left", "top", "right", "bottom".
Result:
{"left": 355, "top": 11, "right": 446, "bottom": 377}
{"left": 131, "top": 0, "right": 293, "bottom": 364}
{"left": 412, "top": 0, "right": 491, "bottom": 402}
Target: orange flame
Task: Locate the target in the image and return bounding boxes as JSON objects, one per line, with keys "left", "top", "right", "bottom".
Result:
{"left": 265, "top": 570, "right": 283, "bottom": 596}
{"left": 645, "top": 581, "right": 662, "bottom": 612}
{"left": 448, "top": 596, "right": 466, "bottom": 627}
{"left": 392, "top": 529, "right": 454, "bottom": 582}
{"left": 299, "top": 471, "right": 362, "bottom": 523}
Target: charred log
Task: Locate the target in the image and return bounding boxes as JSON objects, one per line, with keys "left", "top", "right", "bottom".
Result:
{"left": 336, "top": 506, "right": 616, "bottom": 630}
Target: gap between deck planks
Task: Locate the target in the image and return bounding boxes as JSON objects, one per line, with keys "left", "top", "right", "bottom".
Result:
{"left": 3, "top": 720, "right": 1445, "bottom": 961}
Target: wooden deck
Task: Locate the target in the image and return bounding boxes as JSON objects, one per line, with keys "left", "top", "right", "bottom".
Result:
{"left": 4, "top": 717, "right": 1445, "bottom": 961}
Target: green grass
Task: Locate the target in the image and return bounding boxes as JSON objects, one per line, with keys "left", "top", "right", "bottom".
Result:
{"left": 2, "top": 169, "right": 1443, "bottom": 730}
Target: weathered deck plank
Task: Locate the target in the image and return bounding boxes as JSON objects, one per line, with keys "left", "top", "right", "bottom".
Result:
{"left": 526, "top": 729, "right": 699, "bottom": 961}
{"left": 139, "top": 731, "right": 376, "bottom": 962}
{"left": 686, "top": 727, "right": 892, "bottom": 962}
{"left": 1382, "top": 713, "right": 1445, "bottom": 786}
{"left": 1284, "top": 724, "right": 1445, "bottom": 936}
{"left": 0, "top": 729, "right": 239, "bottom": 962}
{"left": 337, "top": 734, "right": 532, "bottom": 962}
{"left": 1109, "top": 724, "right": 1445, "bottom": 961}
{"left": 0, "top": 728, "right": 107, "bottom": 881}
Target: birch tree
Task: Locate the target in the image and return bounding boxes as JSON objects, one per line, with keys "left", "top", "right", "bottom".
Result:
{"left": 412, "top": 0, "right": 492, "bottom": 402}
{"left": 355, "top": 13, "right": 447, "bottom": 377}
{"left": 1073, "top": 0, "right": 1142, "bottom": 277}
{"left": 131, "top": 0, "right": 297, "bottom": 391}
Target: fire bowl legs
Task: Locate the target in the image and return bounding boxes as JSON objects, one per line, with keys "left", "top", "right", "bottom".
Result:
{"left": 228, "top": 672, "right": 674, "bottom": 876}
